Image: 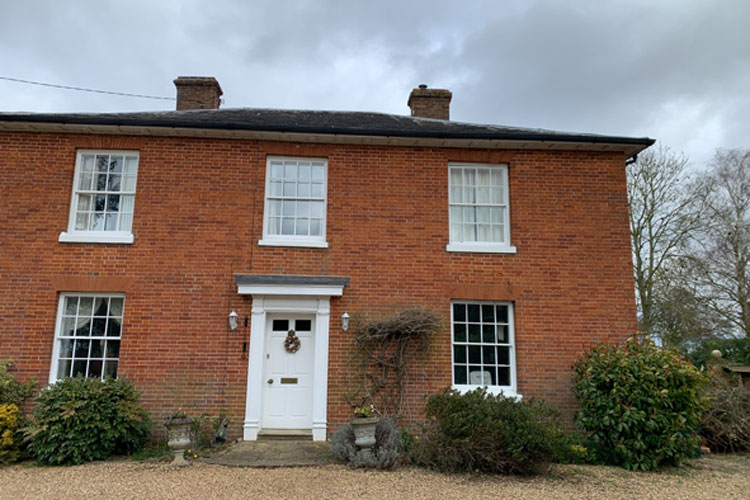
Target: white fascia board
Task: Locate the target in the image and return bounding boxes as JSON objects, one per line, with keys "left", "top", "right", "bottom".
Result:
{"left": 236, "top": 283, "right": 345, "bottom": 296}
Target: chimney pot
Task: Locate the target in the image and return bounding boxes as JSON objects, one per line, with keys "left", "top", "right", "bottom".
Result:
{"left": 173, "top": 76, "right": 223, "bottom": 110}
{"left": 407, "top": 85, "right": 452, "bottom": 120}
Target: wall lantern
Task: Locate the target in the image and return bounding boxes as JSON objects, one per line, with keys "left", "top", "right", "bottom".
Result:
{"left": 228, "top": 310, "right": 239, "bottom": 330}
{"left": 341, "top": 312, "right": 350, "bottom": 332}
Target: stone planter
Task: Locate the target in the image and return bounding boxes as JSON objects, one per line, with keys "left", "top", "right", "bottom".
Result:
{"left": 164, "top": 417, "right": 194, "bottom": 465}
{"left": 350, "top": 417, "right": 379, "bottom": 449}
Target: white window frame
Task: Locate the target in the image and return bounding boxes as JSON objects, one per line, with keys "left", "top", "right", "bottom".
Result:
{"left": 450, "top": 301, "right": 519, "bottom": 398}
{"left": 446, "top": 163, "right": 516, "bottom": 254}
{"left": 258, "top": 156, "right": 329, "bottom": 248}
{"left": 49, "top": 292, "right": 125, "bottom": 384}
{"left": 59, "top": 150, "right": 139, "bottom": 244}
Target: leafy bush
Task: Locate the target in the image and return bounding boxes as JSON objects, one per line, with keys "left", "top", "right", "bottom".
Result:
{"left": 0, "top": 404, "right": 22, "bottom": 464}
{"left": 331, "top": 417, "right": 402, "bottom": 469}
{"left": 701, "top": 371, "right": 750, "bottom": 452}
{"left": 573, "top": 339, "right": 708, "bottom": 471}
{"left": 0, "top": 360, "right": 36, "bottom": 406}
{"left": 24, "top": 377, "right": 152, "bottom": 465}
{"left": 411, "top": 389, "right": 563, "bottom": 475}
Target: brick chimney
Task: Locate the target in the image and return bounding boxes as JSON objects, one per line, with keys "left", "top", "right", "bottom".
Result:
{"left": 407, "top": 84, "right": 452, "bottom": 120}
{"left": 173, "top": 76, "right": 223, "bottom": 110}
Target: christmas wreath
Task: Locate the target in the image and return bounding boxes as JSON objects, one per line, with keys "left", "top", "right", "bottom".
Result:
{"left": 284, "top": 330, "right": 301, "bottom": 353}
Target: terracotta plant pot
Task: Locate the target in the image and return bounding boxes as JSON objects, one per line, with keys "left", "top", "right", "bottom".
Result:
{"left": 351, "top": 417, "right": 379, "bottom": 449}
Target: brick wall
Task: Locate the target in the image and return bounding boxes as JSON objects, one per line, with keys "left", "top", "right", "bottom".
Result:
{"left": 0, "top": 131, "right": 637, "bottom": 438}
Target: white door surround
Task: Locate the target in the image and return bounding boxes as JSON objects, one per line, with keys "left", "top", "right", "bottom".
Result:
{"left": 236, "top": 274, "right": 348, "bottom": 442}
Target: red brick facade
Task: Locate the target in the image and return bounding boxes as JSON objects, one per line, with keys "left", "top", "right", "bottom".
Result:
{"left": 0, "top": 130, "right": 637, "bottom": 439}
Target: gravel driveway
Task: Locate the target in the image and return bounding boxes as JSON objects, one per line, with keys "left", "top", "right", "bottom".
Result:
{"left": 1, "top": 454, "right": 748, "bottom": 499}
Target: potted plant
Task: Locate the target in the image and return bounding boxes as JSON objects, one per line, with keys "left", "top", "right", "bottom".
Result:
{"left": 164, "top": 410, "right": 194, "bottom": 459}
{"left": 350, "top": 404, "right": 379, "bottom": 449}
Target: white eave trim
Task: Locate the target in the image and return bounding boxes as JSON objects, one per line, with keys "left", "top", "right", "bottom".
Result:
{"left": 236, "top": 283, "right": 345, "bottom": 296}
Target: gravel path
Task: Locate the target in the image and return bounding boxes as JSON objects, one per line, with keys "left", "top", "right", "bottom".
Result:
{"left": 1, "top": 454, "right": 748, "bottom": 499}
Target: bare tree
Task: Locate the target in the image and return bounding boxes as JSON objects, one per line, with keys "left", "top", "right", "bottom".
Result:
{"left": 627, "top": 145, "right": 704, "bottom": 340}
{"left": 689, "top": 149, "right": 750, "bottom": 338}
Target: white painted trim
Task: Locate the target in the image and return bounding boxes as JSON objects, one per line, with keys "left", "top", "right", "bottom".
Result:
{"left": 243, "top": 295, "right": 333, "bottom": 442}
{"left": 59, "top": 231, "right": 134, "bottom": 244}
{"left": 261, "top": 156, "right": 328, "bottom": 248}
{"left": 257, "top": 239, "right": 329, "bottom": 249}
{"left": 237, "top": 284, "right": 345, "bottom": 296}
{"left": 450, "top": 301, "right": 518, "bottom": 397}
{"left": 445, "top": 243, "right": 517, "bottom": 254}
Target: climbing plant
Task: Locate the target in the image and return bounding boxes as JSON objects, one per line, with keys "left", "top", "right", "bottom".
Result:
{"left": 347, "top": 308, "right": 440, "bottom": 420}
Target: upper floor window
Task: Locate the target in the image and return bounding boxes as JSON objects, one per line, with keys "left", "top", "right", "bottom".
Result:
{"left": 50, "top": 294, "right": 124, "bottom": 383}
{"left": 446, "top": 163, "right": 516, "bottom": 254}
{"left": 259, "top": 157, "right": 328, "bottom": 248}
{"left": 59, "top": 150, "right": 139, "bottom": 244}
{"left": 451, "top": 301, "right": 517, "bottom": 397}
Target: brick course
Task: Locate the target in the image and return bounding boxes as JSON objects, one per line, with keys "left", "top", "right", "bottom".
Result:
{"left": 0, "top": 131, "right": 637, "bottom": 438}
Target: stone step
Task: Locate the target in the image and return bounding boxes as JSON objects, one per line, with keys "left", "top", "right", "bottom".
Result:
{"left": 257, "top": 429, "right": 313, "bottom": 441}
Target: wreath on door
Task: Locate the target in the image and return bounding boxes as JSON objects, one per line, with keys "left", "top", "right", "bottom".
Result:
{"left": 284, "top": 330, "right": 301, "bottom": 354}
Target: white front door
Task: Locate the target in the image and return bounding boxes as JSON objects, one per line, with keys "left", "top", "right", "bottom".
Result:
{"left": 261, "top": 316, "right": 315, "bottom": 430}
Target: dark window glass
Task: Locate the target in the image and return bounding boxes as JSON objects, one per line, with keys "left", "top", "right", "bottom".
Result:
{"left": 453, "top": 303, "right": 466, "bottom": 322}
{"left": 467, "top": 304, "right": 480, "bottom": 322}
{"left": 481, "top": 305, "right": 494, "bottom": 322}
{"left": 454, "top": 345, "right": 466, "bottom": 364}
{"left": 468, "top": 323, "right": 481, "bottom": 342}
{"left": 483, "top": 346, "right": 496, "bottom": 365}
{"left": 91, "top": 318, "right": 107, "bottom": 337}
{"left": 104, "top": 361, "right": 118, "bottom": 378}
{"left": 272, "top": 319, "right": 289, "bottom": 331}
{"left": 57, "top": 359, "right": 72, "bottom": 379}
{"left": 106, "top": 340, "right": 120, "bottom": 358}
{"left": 295, "top": 319, "right": 312, "bottom": 331}
{"left": 468, "top": 345, "right": 481, "bottom": 364}
{"left": 482, "top": 324, "right": 494, "bottom": 343}
{"left": 74, "top": 340, "right": 90, "bottom": 358}
{"left": 88, "top": 360, "right": 103, "bottom": 378}
{"left": 453, "top": 323, "right": 466, "bottom": 342}
{"left": 498, "top": 346, "right": 510, "bottom": 365}
{"left": 496, "top": 305, "right": 508, "bottom": 323}
{"left": 90, "top": 339, "right": 104, "bottom": 358}
{"left": 60, "top": 339, "right": 74, "bottom": 358}
{"left": 498, "top": 367, "right": 510, "bottom": 386}
{"left": 73, "top": 360, "right": 87, "bottom": 377}
{"left": 107, "top": 320, "right": 121, "bottom": 337}
{"left": 454, "top": 365, "right": 467, "bottom": 385}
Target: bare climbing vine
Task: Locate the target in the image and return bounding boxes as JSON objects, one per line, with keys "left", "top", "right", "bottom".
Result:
{"left": 346, "top": 308, "right": 440, "bottom": 420}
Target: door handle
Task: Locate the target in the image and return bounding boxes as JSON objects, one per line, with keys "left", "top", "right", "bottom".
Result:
{"left": 267, "top": 378, "right": 273, "bottom": 384}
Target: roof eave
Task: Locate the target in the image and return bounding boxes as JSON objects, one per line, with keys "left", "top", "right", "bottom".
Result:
{"left": 0, "top": 120, "right": 653, "bottom": 158}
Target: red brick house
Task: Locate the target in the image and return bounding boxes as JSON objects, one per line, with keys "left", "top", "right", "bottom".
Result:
{"left": 0, "top": 77, "right": 652, "bottom": 440}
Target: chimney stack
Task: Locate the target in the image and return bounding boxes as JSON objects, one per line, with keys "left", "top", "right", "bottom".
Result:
{"left": 173, "top": 76, "right": 223, "bottom": 110}
{"left": 407, "top": 84, "right": 452, "bottom": 120}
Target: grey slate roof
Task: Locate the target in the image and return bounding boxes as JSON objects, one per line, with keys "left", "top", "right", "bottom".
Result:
{"left": 0, "top": 107, "right": 654, "bottom": 149}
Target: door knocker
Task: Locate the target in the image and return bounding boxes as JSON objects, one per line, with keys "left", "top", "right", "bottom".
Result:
{"left": 284, "top": 330, "right": 301, "bottom": 354}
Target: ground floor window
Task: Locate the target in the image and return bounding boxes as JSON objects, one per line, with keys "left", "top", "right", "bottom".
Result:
{"left": 451, "top": 301, "right": 516, "bottom": 395}
{"left": 50, "top": 293, "right": 124, "bottom": 382}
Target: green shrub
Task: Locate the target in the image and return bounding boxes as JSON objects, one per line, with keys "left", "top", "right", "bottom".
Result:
{"left": 331, "top": 417, "right": 403, "bottom": 469}
{"left": 573, "top": 339, "right": 708, "bottom": 470}
{"left": 701, "top": 371, "right": 750, "bottom": 453}
{"left": 23, "top": 377, "right": 152, "bottom": 465}
{"left": 0, "top": 360, "right": 36, "bottom": 406}
{"left": 0, "top": 404, "right": 22, "bottom": 464}
{"left": 412, "top": 389, "right": 563, "bottom": 475}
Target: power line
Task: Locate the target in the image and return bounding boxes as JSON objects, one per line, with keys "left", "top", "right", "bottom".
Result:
{"left": 0, "top": 75, "right": 176, "bottom": 101}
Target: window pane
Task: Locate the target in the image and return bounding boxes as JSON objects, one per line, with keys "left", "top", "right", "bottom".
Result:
{"left": 79, "top": 172, "right": 93, "bottom": 191}
{"left": 454, "top": 365, "right": 467, "bottom": 385}
{"left": 496, "top": 305, "right": 508, "bottom": 323}
{"left": 75, "top": 214, "right": 89, "bottom": 230}
{"left": 468, "top": 345, "right": 481, "bottom": 364}
{"left": 104, "top": 361, "right": 118, "bottom": 378}
{"left": 463, "top": 207, "right": 476, "bottom": 223}
{"left": 281, "top": 218, "right": 294, "bottom": 234}
{"left": 60, "top": 339, "right": 74, "bottom": 357}
{"left": 491, "top": 187, "right": 504, "bottom": 204}
{"left": 87, "top": 360, "right": 103, "bottom": 378}
{"left": 483, "top": 346, "right": 496, "bottom": 365}
{"left": 463, "top": 224, "right": 476, "bottom": 242}
{"left": 297, "top": 182, "right": 310, "bottom": 197}
{"left": 72, "top": 360, "right": 87, "bottom": 377}
{"left": 108, "top": 156, "right": 122, "bottom": 173}
{"left": 299, "top": 164, "right": 311, "bottom": 180}
{"left": 122, "top": 174, "right": 137, "bottom": 191}
{"left": 270, "top": 162, "right": 283, "bottom": 179}
{"left": 57, "top": 359, "right": 72, "bottom": 379}
{"left": 312, "top": 165, "right": 324, "bottom": 181}
{"left": 468, "top": 323, "right": 481, "bottom": 342}
{"left": 65, "top": 296, "right": 79, "bottom": 315}
{"left": 96, "top": 155, "right": 109, "bottom": 172}
{"left": 270, "top": 180, "right": 282, "bottom": 196}
{"left": 108, "top": 174, "right": 121, "bottom": 191}
{"left": 283, "top": 181, "right": 296, "bottom": 197}
{"left": 105, "top": 214, "right": 118, "bottom": 231}
{"left": 93, "top": 298, "right": 107, "bottom": 316}
{"left": 109, "top": 298, "right": 124, "bottom": 317}
{"left": 74, "top": 340, "right": 90, "bottom": 358}
{"left": 77, "top": 194, "right": 92, "bottom": 211}
{"left": 453, "top": 303, "right": 466, "bottom": 322}
{"left": 82, "top": 155, "right": 95, "bottom": 172}
{"left": 498, "top": 367, "right": 510, "bottom": 386}
{"left": 124, "top": 156, "right": 138, "bottom": 175}
{"left": 284, "top": 163, "right": 296, "bottom": 179}
{"left": 450, "top": 168, "right": 462, "bottom": 187}
{"left": 94, "top": 194, "right": 106, "bottom": 211}
{"left": 91, "top": 318, "right": 106, "bottom": 337}
{"left": 268, "top": 217, "right": 280, "bottom": 235}
{"left": 120, "top": 195, "right": 134, "bottom": 213}
{"left": 90, "top": 339, "right": 104, "bottom": 358}
{"left": 492, "top": 225, "right": 503, "bottom": 242}
{"left": 450, "top": 186, "right": 462, "bottom": 203}
{"left": 297, "top": 201, "right": 310, "bottom": 218}
{"left": 96, "top": 173, "right": 107, "bottom": 191}
{"left": 105, "top": 340, "right": 120, "bottom": 358}
{"left": 463, "top": 187, "right": 475, "bottom": 203}
{"left": 476, "top": 187, "right": 490, "bottom": 204}
{"left": 481, "top": 305, "right": 494, "bottom": 322}
{"left": 295, "top": 319, "right": 312, "bottom": 331}
{"left": 468, "top": 304, "right": 480, "bottom": 322}
{"left": 120, "top": 213, "right": 133, "bottom": 232}
{"left": 476, "top": 207, "right": 490, "bottom": 223}
{"left": 453, "top": 323, "right": 466, "bottom": 342}
{"left": 309, "top": 219, "right": 321, "bottom": 236}
{"left": 310, "top": 201, "right": 323, "bottom": 218}
{"left": 454, "top": 345, "right": 466, "bottom": 364}
{"left": 477, "top": 224, "right": 491, "bottom": 241}
{"left": 296, "top": 219, "right": 309, "bottom": 235}
{"left": 464, "top": 169, "right": 475, "bottom": 186}
{"left": 107, "top": 320, "right": 121, "bottom": 337}
{"left": 272, "top": 320, "right": 289, "bottom": 331}
{"left": 282, "top": 200, "right": 295, "bottom": 216}
{"left": 75, "top": 317, "right": 91, "bottom": 336}
{"left": 61, "top": 317, "right": 76, "bottom": 336}
{"left": 311, "top": 183, "right": 323, "bottom": 198}
{"left": 498, "top": 346, "right": 510, "bottom": 365}
{"left": 268, "top": 200, "right": 281, "bottom": 218}
{"left": 482, "top": 324, "right": 494, "bottom": 343}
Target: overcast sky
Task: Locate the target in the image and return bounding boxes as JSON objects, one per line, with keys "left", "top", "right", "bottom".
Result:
{"left": 1, "top": 0, "right": 748, "bottom": 167}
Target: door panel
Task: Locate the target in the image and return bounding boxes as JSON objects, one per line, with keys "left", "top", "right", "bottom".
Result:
{"left": 262, "top": 316, "right": 314, "bottom": 429}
